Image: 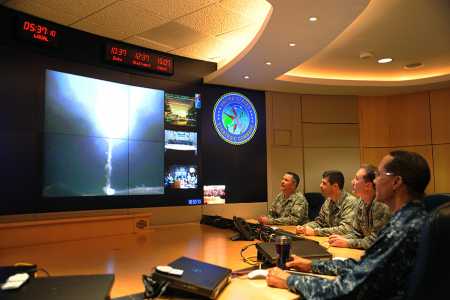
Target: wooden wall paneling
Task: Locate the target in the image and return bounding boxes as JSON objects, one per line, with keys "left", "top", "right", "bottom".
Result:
{"left": 269, "top": 147, "right": 304, "bottom": 201}
{"left": 358, "top": 96, "right": 390, "bottom": 147}
{"left": 202, "top": 202, "right": 267, "bottom": 219}
{"left": 430, "top": 88, "right": 450, "bottom": 144}
{"left": 360, "top": 147, "right": 391, "bottom": 167}
{"left": 394, "top": 145, "right": 435, "bottom": 194}
{"left": 266, "top": 92, "right": 274, "bottom": 201}
{"left": 273, "top": 129, "right": 292, "bottom": 146}
{"left": 0, "top": 214, "right": 144, "bottom": 248}
{"left": 272, "top": 92, "right": 302, "bottom": 147}
{"left": 302, "top": 95, "right": 358, "bottom": 123}
{"left": 303, "top": 147, "right": 360, "bottom": 193}
{"left": 432, "top": 144, "right": 450, "bottom": 193}
{"left": 361, "top": 146, "right": 435, "bottom": 194}
{"left": 303, "top": 123, "right": 360, "bottom": 147}
{"left": 388, "top": 92, "right": 431, "bottom": 146}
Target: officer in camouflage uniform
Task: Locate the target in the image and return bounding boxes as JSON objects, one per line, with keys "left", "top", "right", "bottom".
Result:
{"left": 329, "top": 164, "right": 391, "bottom": 249}
{"left": 257, "top": 172, "right": 308, "bottom": 225}
{"left": 296, "top": 170, "right": 358, "bottom": 236}
{"left": 266, "top": 151, "right": 431, "bottom": 300}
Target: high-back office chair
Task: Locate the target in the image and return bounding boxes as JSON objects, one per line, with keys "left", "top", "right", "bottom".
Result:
{"left": 304, "top": 192, "right": 325, "bottom": 220}
{"left": 406, "top": 194, "right": 450, "bottom": 300}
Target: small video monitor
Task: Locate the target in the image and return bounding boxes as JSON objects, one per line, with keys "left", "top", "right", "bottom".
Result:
{"left": 164, "top": 130, "right": 197, "bottom": 154}
{"left": 164, "top": 93, "right": 197, "bottom": 127}
{"left": 165, "top": 164, "right": 198, "bottom": 189}
{"left": 203, "top": 185, "right": 226, "bottom": 204}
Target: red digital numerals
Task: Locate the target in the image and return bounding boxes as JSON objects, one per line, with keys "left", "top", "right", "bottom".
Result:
{"left": 22, "top": 20, "right": 57, "bottom": 43}
{"left": 105, "top": 43, "right": 173, "bottom": 75}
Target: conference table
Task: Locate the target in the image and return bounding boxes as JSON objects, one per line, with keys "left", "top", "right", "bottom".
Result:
{"left": 0, "top": 222, "right": 364, "bottom": 299}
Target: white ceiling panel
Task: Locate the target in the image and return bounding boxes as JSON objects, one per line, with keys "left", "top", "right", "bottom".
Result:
{"left": 125, "top": 35, "right": 174, "bottom": 52}
{"left": 138, "top": 21, "right": 209, "bottom": 49}
{"left": 72, "top": 1, "right": 166, "bottom": 39}
{"left": 126, "top": 0, "right": 219, "bottom": 19}
{"left": 219, "top": 0, "right": 271, "bottom": 23}
{"left": 73, "top": 18, "right": 130, "bottom": 40}
{"left": 175, "top": 3, "right": 251, "bottom": 36}
{"left": 170, "top": 36, "right": 228, "bottom": 62}
{"left": 27, "top": 0, "right": 118, "bottom": 19}
{"left": 5, "top": 0, "right": 80, "bottom": 24}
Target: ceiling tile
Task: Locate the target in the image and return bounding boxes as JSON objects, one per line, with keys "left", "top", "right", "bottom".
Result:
{"left": 72, "top": 18, "right": 130, "bottom": 40}
{"left": 138, "top": 21, "right": 209, "bottom": 49}
{"left": 170, "top": 36, "right": 228, "bottom": 61}
{"left": 219, "top": 0, "right": 271, "bottom": 23}
{"left": 125, "top": 0, "right": 218, "bottom": 19}
{"left": 4, "top": 0, "right": 79, "bottom": 25}
{"left": 72, "top": 1, "right": 166, "bottom": 39}
{"left": 125, "top": 36, "right": 174, "bottom": 53}
{"left": 24, "top": 0, "right": 118, "bottom": 18}
{"left": 216, "top": 24, "right": 260, "bottom": 64}
{"left": 176, "top": 3, "right": 251, "bottom": 36}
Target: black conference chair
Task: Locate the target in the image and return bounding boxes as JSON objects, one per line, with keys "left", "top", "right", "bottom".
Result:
{"left": 406, "top": 194, "right": 450, "bottom": 300}
{"left": 304, "top": 192, "right": 325, "bottom": 220}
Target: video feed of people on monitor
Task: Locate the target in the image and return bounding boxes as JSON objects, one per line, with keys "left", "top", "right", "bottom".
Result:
{"left": 43, "top": 69, "right": 165, "bottom": 197}
{"left": 165, "top": 165, "right": 198, "bottom": 189}
{"left": 164, "top": 93, "right": 197, "bottom": 127}
{"left": 203, "top": 185, "right": 226, "bottom": 204}
{"left": 164, "top": 130, "right": 197, "bottom": 154}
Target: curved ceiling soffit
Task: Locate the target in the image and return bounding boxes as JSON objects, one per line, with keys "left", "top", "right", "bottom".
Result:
{"left": 283, "top": 0, "right": 450, "bottom": 86}
{"left": 204, "top": 0, "right": 370, "bottom": 89}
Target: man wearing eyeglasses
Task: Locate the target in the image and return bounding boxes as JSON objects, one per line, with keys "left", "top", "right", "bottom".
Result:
{"left": 266, "top": 150, "right": 430, "bottom": 299}
{"left": 328, "top": 164, "right": 391, "bottom": 249}
{"left": 296, "top": 170, "right": 358, "bottom": 236}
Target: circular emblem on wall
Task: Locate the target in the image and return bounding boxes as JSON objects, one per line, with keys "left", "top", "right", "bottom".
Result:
{"left": 213, "top": 92, "right": 258, "bottom": 145}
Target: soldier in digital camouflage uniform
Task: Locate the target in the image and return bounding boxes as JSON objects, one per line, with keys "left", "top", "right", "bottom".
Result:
{"left": 296, "top": 170, "right": 358, "bottom": 236}
{"left": 266, "top": 150, "right": 430, "bottom": 300}
{"left": 329, "top": 164, "right": 391, "bottom": 249}
{"left": 257, "top": 172, "right": 309, "bottom": 225}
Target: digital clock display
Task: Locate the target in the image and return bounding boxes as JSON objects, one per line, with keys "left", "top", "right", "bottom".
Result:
{"left": 16, "top": 15, "right": 59, "bottom": 47}
{"left": 105, "top": 42, "right": 174, "bottom": 75}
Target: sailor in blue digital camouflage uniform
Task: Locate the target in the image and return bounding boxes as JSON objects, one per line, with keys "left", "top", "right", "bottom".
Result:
{"left": 266, "top": 150, "right": 430, "bottom": 300}
{"left": 258, "top": 172, "right": 309, "bottom": 225}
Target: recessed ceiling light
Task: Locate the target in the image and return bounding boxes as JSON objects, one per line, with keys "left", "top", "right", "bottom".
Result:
{"left": 404, "top": 62, "right": 424, "bottom": 70}
{"left": 243, "top": 75, "right": 250, "bottom": 79}
{"left": 309, "top": 16, "right": 318, "bottom": 22}
{"left": 265, "top": 61, "right": 272, "bottom": 66}
{"left": 289, "top": 42, "right": 296, "bottom": 47}
{"left": 377, "top": 57, "right": 393, "bottom": 64}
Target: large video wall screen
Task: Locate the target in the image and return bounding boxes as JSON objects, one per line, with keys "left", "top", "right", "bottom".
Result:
{"left": 43, "top": 70, "right": 165, "bottom": 197}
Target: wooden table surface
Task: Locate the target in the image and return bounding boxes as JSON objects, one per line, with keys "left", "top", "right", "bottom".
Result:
{"left": 0, "top": 222, "right": 364, "bottom": 299}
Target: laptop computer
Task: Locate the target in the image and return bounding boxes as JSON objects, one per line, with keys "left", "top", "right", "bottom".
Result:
{"left": 151, "top": 256, "right": 231, "bottom": 299}
{"left": 256, "top": 239, "right": 332, "bottom": 267}
{"left": 0, "top": 274, "right": 114, "bottom": 300}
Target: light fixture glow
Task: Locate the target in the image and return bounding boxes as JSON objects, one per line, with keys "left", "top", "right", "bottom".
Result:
{"left": 309, "top": 16, "right": 318, "bottom": 22}
{"left": 265, "top": 61, "right": 272, "bottom": 66}
{"left": 377, "top": 57, "right": 393, "bottom": 64}
{"left": 289, "top": 42, "right": 296, "bottom": 47}
{"left": 244, "top": 75, "right": 250, "bottom": 79}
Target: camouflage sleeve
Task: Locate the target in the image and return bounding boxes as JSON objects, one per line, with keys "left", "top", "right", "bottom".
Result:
{"left": 347, "top": 203, "right": 391, "bottom": 250}
{"left": 305, "top": 199, "right": 330, "bottom": 229}
{"left": 269, "top": 194, "right": 309, "bottom": 225}
{"left": 267, "top": 202, "right": 277, "bottom": 219}
{"left": 286, "top": 258, "right": 358, "bottom": 298}
{"left": 343, "top": 202, "right": 364, "bottom": 241}
{"left": 314, "top": 197, "right": 357, "bottom": 236}
{"left": 311, "top": 258, "right": 357, "bottom": 275}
